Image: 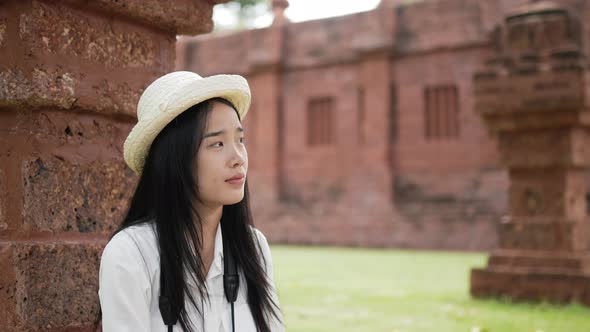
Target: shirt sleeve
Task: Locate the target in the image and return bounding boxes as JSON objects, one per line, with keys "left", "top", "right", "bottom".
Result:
{"left": 253, "top": 228, "right": 286, "bottom": 332}
{"left": 98, "top": 231, "right": 152, "bottom": 332}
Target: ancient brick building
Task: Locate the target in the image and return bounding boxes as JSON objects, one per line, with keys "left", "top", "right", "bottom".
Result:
{"left": 177, "top": 0, "right": 526, "bottom": 250}
{"left": 178, "top": 0, "right": 590, "bottom": 304}
{"left": 0, "top": 0, "right": 226, "bottom": 330}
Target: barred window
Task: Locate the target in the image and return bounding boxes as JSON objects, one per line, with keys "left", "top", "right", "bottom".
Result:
{"left": 307, "top": 97, "right": 335, "bottom": 146}
{"left": 424, "top": 85, "right": 460, "bottom": 140}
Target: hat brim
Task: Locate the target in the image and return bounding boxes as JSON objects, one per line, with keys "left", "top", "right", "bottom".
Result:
{"left": 124, "top": 74, "right": 251, "bottom": 175}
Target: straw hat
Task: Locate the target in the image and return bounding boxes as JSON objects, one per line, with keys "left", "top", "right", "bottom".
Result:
{"left": 123, "top": 71, "right": 251, "bottom": 175}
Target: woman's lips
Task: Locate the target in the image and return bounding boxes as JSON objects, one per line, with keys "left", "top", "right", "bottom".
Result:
{"left": 225, "top": 176, "right": 245, "bottom": 185}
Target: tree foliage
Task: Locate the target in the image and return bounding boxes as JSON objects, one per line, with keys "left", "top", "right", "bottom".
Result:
{"left": 214, "top": 0, "right": 271, "bottom": 31}
{"left": 233, "top": 0, "right": 266, "bottom": 8}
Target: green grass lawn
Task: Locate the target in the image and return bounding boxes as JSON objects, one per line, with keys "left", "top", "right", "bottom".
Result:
{"left": 271, "top": 245, "right": 590, "bottom": 332}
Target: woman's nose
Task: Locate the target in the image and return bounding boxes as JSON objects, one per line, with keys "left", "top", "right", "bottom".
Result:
{"left": 229, "top": 144, "right": 246, "bottom": 167}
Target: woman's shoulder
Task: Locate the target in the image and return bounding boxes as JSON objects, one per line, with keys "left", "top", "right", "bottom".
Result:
{"left": 249, "top": 226, "right": 270, "bottom": 250}
{"left": 98, "top": 222, "right": 156, "bottom": 305}
{"left": 100, "top": 221, "right": 159, "bottom": 273}
{"left": 106, "top": 221, "right": 157, "bottom": 250}
{"left": 249, "top": 226, "right": 273, "bottom": 273}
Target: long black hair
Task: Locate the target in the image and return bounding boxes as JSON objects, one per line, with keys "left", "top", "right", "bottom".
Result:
{"left": 96, "top": 97, "right": 281, "bottom": 332}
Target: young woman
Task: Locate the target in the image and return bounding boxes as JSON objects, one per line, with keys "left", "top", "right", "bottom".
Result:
{"left": 98, "top": 71, "right": 284, "bottom": 332}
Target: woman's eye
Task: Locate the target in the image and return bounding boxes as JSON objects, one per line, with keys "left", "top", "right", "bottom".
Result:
{"left": 212, "top": 142, "right": 223, "bottom": 148}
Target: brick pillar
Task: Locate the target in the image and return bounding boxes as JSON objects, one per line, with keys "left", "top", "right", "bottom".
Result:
{"left": 471, "top": 2, "right": 590, "bottom": 305}
{"left": 351, "top": 6, "right": 397, "bottom": 245}
{"left": 245, "top": 26, "right": 286, "bottom": 221}
{"left": 0, "top": 0, "right": 226, "bottom": 330}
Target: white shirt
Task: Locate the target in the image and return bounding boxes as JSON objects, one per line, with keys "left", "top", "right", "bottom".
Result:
{"left": 98, "top": 222, "right": 285, "bottom": 331}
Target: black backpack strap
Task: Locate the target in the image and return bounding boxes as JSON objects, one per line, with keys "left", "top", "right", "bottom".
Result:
{"left": 159, "top": 258, "right": 178, "bottom": 332}
{"left": 159, "top": 224, "right": 238, "bottom": 332}
{"left": 222, "top": 224, "right": 239, "bottom": 332}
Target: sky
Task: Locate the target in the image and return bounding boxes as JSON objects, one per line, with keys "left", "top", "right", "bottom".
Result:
{"left": 213, "top": 0, "right": 382, "bottom": 29}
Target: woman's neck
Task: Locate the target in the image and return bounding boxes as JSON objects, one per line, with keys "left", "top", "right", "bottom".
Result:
{"left": 193, "top": 203, "right": 223, "bottom": 275}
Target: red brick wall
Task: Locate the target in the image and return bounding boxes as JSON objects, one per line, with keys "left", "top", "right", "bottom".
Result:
{"left": 0, "top": 0, "right": 225, "bottom": 330}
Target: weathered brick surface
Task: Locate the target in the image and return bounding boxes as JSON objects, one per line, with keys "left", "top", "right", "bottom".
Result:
{"left": 0, "top": 19, "right": 6, "bottom": 48}
{"left": 0, "top": 0, "right": 223, "bottom": 330}
{"left": 0, "top": 242, "right": 18, "bottom": 329}
{"left": 508, "top": 169, "right": 587, "bottom": 220}
{"left": 393, "top": 47, "right": 500, "bottom": 173}
{"left": 181, "top": 8, "right": 396, "bottom": 75}
{"left": 0, "top": 68, "right": 78, "bottom": 111}
{"left": 245, "top": 27, "right": 287, "bottom": 70}
{"left": 0, "top": 0, "right": 176, "bottom": 117}
{"left": 0, "top": 241, "right": 105, "bottom": 331}
{"left": 19, "top": 1, "right": 158, "bottom": 68}
{"left": 392, "top": 169, "right": 507, "bottom": 249}
{"left": 0, "top": 110, "right": 130, "bottom": 149}
{"left": 185, "top": 32, "right": 251, "bottom": 75}
{"left": 471, "top": 268, "right": 590, "bottom": 305}
{"left": 243, "top": 71, "right": 281, "bottom": 209}
{"left": 497, "top": 219, "right": 590, "bottom": 251}
{"left": 22, "top": 157, "right": 135, "bottom": 233}
{"left": 498, "top": 129, "right": 590, "bottom": 169}
{"left": 476, "top": 70, "right": 586, "bottom": 121}
{"left": 486, "top": 249, "right": 590, "bottom": 274}
{"left": 0, "top": 167, "right": 5, "bottom": 231}
{"left": 394, "top": 0, "right": 488, "bottom": 53}
{"left": 63, "top": 0, "right": 228, "bottom": 36}
{"left": 0, "top": 110, "right": 136, "bottom": 235}
{"left": 470, "top": 0, "right": 590, "bottom": 305}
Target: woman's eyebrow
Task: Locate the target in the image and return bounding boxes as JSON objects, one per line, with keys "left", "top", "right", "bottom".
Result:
{"left": 203, "top": 127, "right": 244, "bottom": 138}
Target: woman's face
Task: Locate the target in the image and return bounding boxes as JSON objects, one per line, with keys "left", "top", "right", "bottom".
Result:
{"left": 195, "top": 100, "right": 248, "bottom": 207}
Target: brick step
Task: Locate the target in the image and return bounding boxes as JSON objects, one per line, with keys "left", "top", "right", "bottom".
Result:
{"left": 471, "top": 267, "right": 590, "bottom": 305}
{"left": 487, "top": 252, "right": 590, "bottom": 273}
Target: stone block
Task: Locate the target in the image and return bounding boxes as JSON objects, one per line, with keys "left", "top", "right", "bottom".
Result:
{"left": 0, "top": 18, "right": 6, "bottom": 48}
{"left": 0, "top": 66, "right": 158, "bottom": 117}
{"left": 18, "top": 1, "right": 159, "bottom": 69}
{"left": 508, "top": 169, "right": 587, "bottom": 220}
{"left": 0, "top": 108, "right": 133, "bottom": 147}
{"left": 497, "top": 218, "right": 590, "bottom": 251}
{"left": 246, "top": 28, "right": 283, "bottom": 71}
{"left": 471, "top": 267, "right": 590, "bottom": 305}
{"left": 0, "top": 242, "right": 18, "bottom": 329}
{"left": 0, "top": 0, "right": 176, "bottom": 116}
{"left": 0, "top": 68, "right": 79, "bottom": 112}
{"left": 487, "top": 250, "right": 590, "bottom": 274}
{"left": 0, "top": 167, "right": 5, "bottom": 231}
{"left": 0, "top": 241, "right": 105, "bottom": 331}
{"left": 0, "top": 110, "right": 136, "bottom": 234}
{"left": 498, "top": 129, "right": 576, "bottom": 168}
{"left": 22, "top": 156, "right": 136, "bottom": 233}
{"left": 350, "top": 9, "right": 395, "bottom": 54}
{"left": 475, "top": 70, "right": 585, "bottom": 119}
{"left": 64, "top": 0, "right": 228, "bottom": 35}
{"left": 284, "top": 15, "right": 365, "bottom": 69}
{"left": 394, "top": 0, "right": 486, "bottom": 54}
